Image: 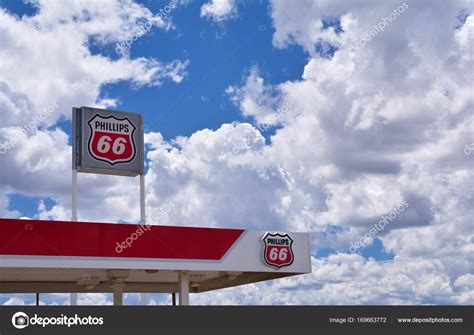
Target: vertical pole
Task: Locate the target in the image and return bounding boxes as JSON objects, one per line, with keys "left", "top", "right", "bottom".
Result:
{"left": 72, "top": 170, "right": 78, "bottom": 221}
{"left": 140, "top": 293, "right": 148, "bottom": 306}
{"left": 71, "top": 169, "right": 78, "bottom": 305}
{"left": 113, "top": 284, "right": 124, "bottom": 306}
{"left": 139, "top": 173, "right": 147, "bottom": 305}
{"left": 70, "top": 293, "right": 78, "bottom": 306}
{"left": 140, "top": 174, "right": 145, "bottom": 224}
{"left": 72, "top": 107, "right": 78, "bottom": 223}
{"left": 178, "top": 271, "right": 189, "bottom": 306}
{"left": 139, "top": 114, "right": 145, "bottom": 225}
{"left": 71, "top": 108, "right": 78, "bottom": 306}
{"left": 172, "top": 293, "right": 176, "bottom": 306}
{"left": 35, "top": 293, "right": 39, "bottom": 306}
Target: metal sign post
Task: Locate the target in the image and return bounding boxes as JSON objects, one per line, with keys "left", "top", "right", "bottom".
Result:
{"left": 140, "top": 174, "right": 146, "bottom": 224}
{"left": 71, "top": 112, "right": 79, "bottom": 306}
{"left": 72, "top": 106, "right": 146, "bottom": 305}
{"left": 140, "top": 172, "right": 147, "bottom": 305}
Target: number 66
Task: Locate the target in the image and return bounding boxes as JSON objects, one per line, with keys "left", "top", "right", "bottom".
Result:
{"left": 97, "top": 136, "right": 126, "bottom": 155}
{"left": 269, "top": 247, "right": 288, "bottom": 261}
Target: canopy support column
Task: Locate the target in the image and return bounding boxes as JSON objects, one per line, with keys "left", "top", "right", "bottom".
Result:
{"left": 178, "top": 271, "right": 189, "bottom": 306}
{"left": 112, "top": 283, "right": 124, "bottom": 306}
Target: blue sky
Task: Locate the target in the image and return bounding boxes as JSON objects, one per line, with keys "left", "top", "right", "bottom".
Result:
{"left": 92, "top": 0, "right": 305, "bottom": 140}
{"left": 0, "top": 0, "right": 472, "bottom": 305}
{"left": 1, "top": 0, "right": 389, "bottom": 262}
{"left": 2, "top": 0, "right": 305, "bottom": 219}
{"left": 4, "top": 0, "right": 307, "bottom": 139}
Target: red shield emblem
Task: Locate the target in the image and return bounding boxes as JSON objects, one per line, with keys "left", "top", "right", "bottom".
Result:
{"left": 262, "top": 232, "right": 294, "bottom": 269}
{"left": 88, "top": 114, "right": 136, "bottom": 165}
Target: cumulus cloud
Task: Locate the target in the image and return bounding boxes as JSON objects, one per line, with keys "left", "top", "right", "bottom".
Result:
{"left": 204, "top": 0, "right": 473, "bottom": 303}
{"left": 227, "top": 67, "right": 284, "bottom": 125}
{"left": 1, "top": 0, "right": 473, "bottom": 305}
{"left": 193, "top": 254, "right": 474, "bottom": 305}
{"left": 3, "top": 296, "right": 28, "bottom": 305}
{"left": 0, "top": 191, "right": 20, "bottom": 218}
{"left": 0, "top": 2, "right": 189, "bottom": 127}
{"left": 144, "top": 123, "right": 289, "bottom": 230}
{"left": 0, "top": 0, "right": 189, "bottom": 223}
{"left": 200, "top": 0, "right": 238, "bottom": 22}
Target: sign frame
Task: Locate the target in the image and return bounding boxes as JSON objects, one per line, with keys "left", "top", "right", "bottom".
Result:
{"left": 73, "top": 106, "right": 144, "bottom": 177}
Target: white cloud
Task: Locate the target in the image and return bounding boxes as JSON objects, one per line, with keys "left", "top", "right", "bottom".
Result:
{"left": 227, "top": 67, "right": 283, "bottom": 125}
{"left": 78, "top": 293, "right": 112, "bottom": 305}
{"left": 0, "top": 0, "right": 188, "bottom": 222}
{"left": 144, "top": 124, "right": 290, "bottom": 230}
{"left": 200, "top": 0, "right": 238, "bottom": 23}
{"left": 0, "top": 0, "right": 473, "bottom": 305}
{"left": 193, "top": 254, "right": 473, "bottom": 305}
{"left": 0, "top": 191, "right": 20, "bottom": 218}
{"left": 215, "top": 0, "right": 473, "bottom": 304}
{"left": 0, "top": 1, "right": 189, "bottom": 128}
{"left": 3, "top": 296, "right": 28, "bottom": 305}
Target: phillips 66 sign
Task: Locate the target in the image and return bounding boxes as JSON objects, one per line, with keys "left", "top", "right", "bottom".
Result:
{"left": 73, "top": 107, "right": 144, "bottom": 176}
{"left": 262, "top": 232, "right": 294, "bottom": 269}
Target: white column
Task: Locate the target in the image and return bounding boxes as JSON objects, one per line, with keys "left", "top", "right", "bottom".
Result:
{"left": 112, "top": 283, "right": 125, "bottom": 306}
{"left": 140, "top": 174, "right": 145, "bottom": 224}
{"left": 139, "top": 173, "right": 147, "bottom": 305}
{"left": 71, "top": 169, "right": 78, "bottom": 305}
{"left": 70, "top": 293, "right": 78, "bottom": 305}
{"left": 71, "top": 169, "right": 78, "bottom": 221}
{"left": 140, "top": 293, "right": 148, "bottom": 306}
{"left": 178, "top": 271, "right": 189, "bottom": 306}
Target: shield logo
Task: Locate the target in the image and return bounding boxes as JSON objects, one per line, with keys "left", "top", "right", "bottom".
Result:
{"left": 88, "top": 114, "right": 136, "bottom": 165}
{"left": 262, "top": 232, "right": 294, "bottom": 269}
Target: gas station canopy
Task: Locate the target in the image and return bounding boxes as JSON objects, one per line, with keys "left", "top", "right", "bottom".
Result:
{"left": 0, "top": 218, "right": 311, "bottom": 304}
